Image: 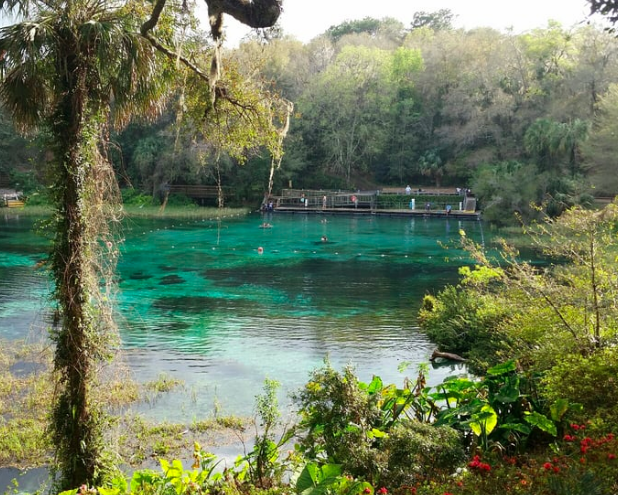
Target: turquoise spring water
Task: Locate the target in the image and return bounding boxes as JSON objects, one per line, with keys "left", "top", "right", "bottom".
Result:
{"left": 0, "top": 211, "right": 486, "bottom": 420}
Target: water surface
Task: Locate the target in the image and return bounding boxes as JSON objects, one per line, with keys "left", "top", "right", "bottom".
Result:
{"left": 1, "top": 212, "right": 483, "bottom": 419}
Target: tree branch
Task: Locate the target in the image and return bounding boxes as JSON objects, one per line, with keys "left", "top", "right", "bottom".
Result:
{"left": 140, "top": 0, "right": 168, "bottom": 36}
{"left": 205, "top": 0, "right": 283, "bottom": 31}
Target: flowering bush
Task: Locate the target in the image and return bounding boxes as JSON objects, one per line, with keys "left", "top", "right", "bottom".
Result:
{"left": 406, "top": 426, "right": 618, "bottom": 495}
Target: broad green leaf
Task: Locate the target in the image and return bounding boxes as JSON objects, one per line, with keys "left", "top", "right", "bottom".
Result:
{"left": 366, "top": 375, "right": 383, "bottom": 394}
{"left": 296, "top": 463, "right": 319, "bottom": 494}
{"left": 321, "top": 463, "right": 343, "bottom": 479}
{"left": 494, "top": 376, "right": 520, "bottom": 403}
{"left": 369, "top": 428, "right": 387, "bottom": 438}
{"left": 498, "top": 423, "right": 531, "bottom": 434}
{"left": 470, "top": 405, "right": 498, "bottom": 436}
{"left": 98, "top": 488, "right": 120, "bottom": 495}
{"left": 130, "top": 471, "right": 157, "bottom": 493}
{"left": 524, "top": 411, "right": 557, "bottom": 436}
{"left": 550, "top": 399, "right": 569, "bottom": 421}
{"left": 487, "top": 361, "right": 516, "bottom": 376}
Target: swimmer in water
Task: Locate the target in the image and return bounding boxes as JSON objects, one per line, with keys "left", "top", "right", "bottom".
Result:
{"left": 321, "top": 235, "right": 328, "bottom": 242}
{"left": 260, "top": 222, "right": 272, "bottom": 228}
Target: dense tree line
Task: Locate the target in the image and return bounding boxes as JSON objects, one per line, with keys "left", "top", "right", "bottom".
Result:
{"left": 125, "top": 16, "right": 618, "bottom": 223}
{"left": 3, "top": 14, "right": 618, "bottom": 223}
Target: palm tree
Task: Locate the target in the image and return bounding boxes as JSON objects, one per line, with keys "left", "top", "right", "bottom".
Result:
{"left": 523, "top": 118, "right": 562, "bottom": 172}
{"left": 0, "top": 1, "right": 172, "bottom": 487}
{"left": 555, "top": 119, "right": 590, "bottom": 178}
{"left": 417, "top": 149, "right": 444, "bottom": 187}
{"left": 0, "top": 0, "right": 283, "bottom": 488}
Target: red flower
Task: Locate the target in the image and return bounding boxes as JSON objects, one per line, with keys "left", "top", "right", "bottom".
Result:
{"left": 377, "top": 488, "right": 388, "bottom": 495}
{"left": 563, "top": 434, "right": 575, "bottom": 442}
{"left": 543, "top": 462, "right": 552, "bottom": 470}
{"left": 363, "top": 489, "right": 371, "bottom": 494}
{"left": 553, "top": 466, "right": 560, "bottom": 473}
{"left": 571, "top": 424, "right": 580, "bottom": 430}
{"left": 609, "top": 453, "right": 616, "bottom": 460}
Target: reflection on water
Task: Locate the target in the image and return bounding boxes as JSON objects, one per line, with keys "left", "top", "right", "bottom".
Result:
{"left": 1, "top": 212, "right": 481, "bottom": 419}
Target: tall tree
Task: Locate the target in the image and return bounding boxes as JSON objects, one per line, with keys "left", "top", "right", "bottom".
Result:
{"left": 0, "top": 0, "right": 282, "bottom": 488}
{"left": 582, "top": 83, "right": 618, "bottom": 193}
{"left": 297, "top": 45, "right": 390, "bottom": 186}
{"left": 410, "top": 9, "right": 455, "bottom": 32}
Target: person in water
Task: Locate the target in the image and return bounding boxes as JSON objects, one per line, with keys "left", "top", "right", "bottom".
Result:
{"left": 260, "top": 222, "right": 272, "bottom": 228}
{"left": 321, "top": 235, "right": 328, "bottom": 242}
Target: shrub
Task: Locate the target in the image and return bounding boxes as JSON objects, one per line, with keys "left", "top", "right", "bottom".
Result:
{"left": 541, "top": 347, "right": 618, "bottom": 427}
{"left": 418, "top": 286, "right": 511, "bottom": 372}
{"left": 293, "top": 362, "right": 381, "bottom": 478}
{"left": 381, "top": 420, "right": 465, "bottom": 488}
{"left": 121, "top": 188, "right": 154, "bottom": 206}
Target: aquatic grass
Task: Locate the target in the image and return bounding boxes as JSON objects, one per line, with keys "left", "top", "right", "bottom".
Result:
{"left": 116, "top": 413, "right": 250, "bottom": 467}
{"left": 5, "top": 205, "right": 53, "bottom": 216}
{"left": 0, "top": 340, "right": 53, "bottom": 467}
{"left": 144, "top": 373, "right": 184, "bottom": 393}
{"left": 3, "top": 205, "right": 250, "bottom": 220}
{"left": 123, "top": 206, "right": 250, "bottom": 219}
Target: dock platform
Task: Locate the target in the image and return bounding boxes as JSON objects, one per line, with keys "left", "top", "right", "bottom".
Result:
{"left": 271, "top": 206, "right": 481, "bottom": 220}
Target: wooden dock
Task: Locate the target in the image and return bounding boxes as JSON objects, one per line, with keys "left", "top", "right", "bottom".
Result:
{"left": 266, "top": 188, "right": 481, "bottom": 220}
{"left": 271, "top": 205, "right": 481, "bottom": 220}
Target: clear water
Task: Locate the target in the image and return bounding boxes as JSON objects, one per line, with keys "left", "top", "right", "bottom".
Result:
{"left": 0, "top": 212, "right": 485, "bottom": 420}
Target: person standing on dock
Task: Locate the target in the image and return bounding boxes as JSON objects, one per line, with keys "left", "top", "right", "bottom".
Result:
{"left": 405, "top": 185, "right": 411, "bottom": 195}
{"left": 322, "top": 195, "right": 327, "bottom": 209}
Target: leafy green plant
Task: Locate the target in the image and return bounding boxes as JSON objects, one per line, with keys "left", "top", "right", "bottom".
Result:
{"left": 121, "top": 189, "right": 154, "bottom": 207}
{"left": 293, "top": 361, "right": 462, "bottom": 486}
{"left": 432, "top": 361, "right": 565, "bottom": 452}
{"left": 295, "top": 462, "right": 372, "bottom": 495}
{"left": 240, "top": 379, "right": 294, "bottom": 487}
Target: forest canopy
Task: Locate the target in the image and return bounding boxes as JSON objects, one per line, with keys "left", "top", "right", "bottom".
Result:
{"left": 3, "top": 12, "right": 618, "bottom": 224}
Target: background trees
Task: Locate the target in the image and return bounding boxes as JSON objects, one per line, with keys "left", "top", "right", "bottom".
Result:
{"left": 6, "top": 12, "right": 618, "bottom": 220}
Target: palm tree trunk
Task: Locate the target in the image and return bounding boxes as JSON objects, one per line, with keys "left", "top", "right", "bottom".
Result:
{"left": 50, "top": 54, "right": 103, "bottom": 490}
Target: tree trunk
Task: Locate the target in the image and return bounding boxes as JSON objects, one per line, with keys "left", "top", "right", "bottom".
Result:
{"left": 49, "top": 52, "right": 104, "bottom": 490}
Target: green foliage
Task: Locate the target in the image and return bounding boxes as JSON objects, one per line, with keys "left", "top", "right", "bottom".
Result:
{"left": 293, "top": 361, "right": 464, "bottom": 486}
{"left": 295, "top": 462, "right": 371, "bottom": 495}
{"left": 472, "top": 161, "right": 543, "bottom": 226}
{"left": 240, "top": 379, "right": 293, "bottom": 487}
{"left": 325, "top": 18, "right": 404, "bottom": 43}
{"left": 8, "top": 168, "right": 41, "bottom": 195}
{"left": 431, "top": 362, "right": 562, "bottom": 452}
{"left": 541, "top": 347, "right": 618, "bottom": 425}
{"left": 293, "top": 362, "right": 381, "bottom": 476}
{"left": 583, "top": 83, "right": 618, "bottom": 194}
{"left": 165, "top": 194, "right": 197, "bottom": 208}
{"left": 410, "top": 9, "right": 454, "bottom": 31}
{"left": 418, "top": 285, "right": 512, "bottom": 371}
{"left": 380, "top": 421, "right": 465, "bottom": 487}
{"left": 121, "top": 189, "right": 155, "bottom": 207}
